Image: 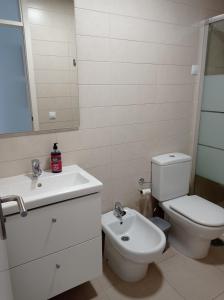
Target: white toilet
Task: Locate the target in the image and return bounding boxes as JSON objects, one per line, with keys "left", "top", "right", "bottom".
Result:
{"left": 102, "top": 208, "right": 166, "bottom": 282}
{"left": 152, "top": 153, "right": 224, "bottom": 259}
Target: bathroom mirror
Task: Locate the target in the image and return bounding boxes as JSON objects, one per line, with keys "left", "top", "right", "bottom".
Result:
{"left": 0, "top": 0, "right": 79, "bottom": 135}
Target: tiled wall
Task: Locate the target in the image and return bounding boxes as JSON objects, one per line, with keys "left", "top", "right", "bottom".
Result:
{"left": 27, "top": 0, "right": 79, "bottom": 130}
{"left": 0, "top": 0, "right": 224, "bottom": 212}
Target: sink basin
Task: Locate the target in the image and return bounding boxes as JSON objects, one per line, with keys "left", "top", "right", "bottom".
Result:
{"left": 0, "top": 165, "right": 102, "bottom": 216}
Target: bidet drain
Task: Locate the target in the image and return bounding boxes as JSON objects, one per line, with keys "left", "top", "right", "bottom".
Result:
{"left": 121, "top": 236, "right": 130, "bottom": 241}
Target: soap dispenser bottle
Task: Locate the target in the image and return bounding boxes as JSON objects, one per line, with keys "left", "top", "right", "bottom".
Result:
{"left": 51, "top": 143, "right": 62, "bottom": 173}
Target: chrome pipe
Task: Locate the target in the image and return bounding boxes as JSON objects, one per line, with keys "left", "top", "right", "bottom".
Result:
{"left": 0, "top": 195, "right": 28, "bottom": 217}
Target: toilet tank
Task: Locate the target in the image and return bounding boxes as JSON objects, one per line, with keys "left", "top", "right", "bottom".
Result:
{"left": 152, "top": 153, "right": 192, "bottom": 202}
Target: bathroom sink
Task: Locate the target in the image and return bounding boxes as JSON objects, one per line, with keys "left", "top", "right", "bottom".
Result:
{"left": 0, "top": 165, "right": 102, "bottom": 216}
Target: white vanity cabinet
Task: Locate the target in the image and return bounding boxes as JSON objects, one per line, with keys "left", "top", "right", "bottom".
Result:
{"left": 5, "top": 193, "right": 102, "bottom": 300}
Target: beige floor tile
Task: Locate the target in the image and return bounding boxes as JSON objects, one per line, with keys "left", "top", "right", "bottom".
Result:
{"left": 214, "top": 291, "right": 224, "bottom": 300}
{"left": 159, "top": 252, "right": 224, "bottom": 300}
{"left": 50, "top": 281, "right": 108, "bottom": 300}
{"left": 95, "top": 261, "right": 125, "bottom": 291}
{"left": 156, "top": 246, "right": 177, "bottom": 263}
{"left": 201, "top": 246, "right": 224, "bottom": 273}
{"left": 50, "top": 247, "right": 224, "bottom": 300}
{"left": 105, "top": 264, "right": 183, "bottom": 300}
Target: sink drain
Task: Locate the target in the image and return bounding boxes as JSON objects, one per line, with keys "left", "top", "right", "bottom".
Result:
{"left": 121, "top": 236, "right": 130, "bottom": 241}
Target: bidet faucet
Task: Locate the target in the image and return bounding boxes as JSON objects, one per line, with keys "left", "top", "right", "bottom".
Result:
{"left": 31, "top": 159, "right": 42, "bottom": 177}
{"left": 114, "top": 202, "right": 126, "bottom": 221}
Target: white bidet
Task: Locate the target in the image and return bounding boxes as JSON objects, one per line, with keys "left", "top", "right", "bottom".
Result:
{"left": 102, "top": 208, "right": 166, "bottom": 282}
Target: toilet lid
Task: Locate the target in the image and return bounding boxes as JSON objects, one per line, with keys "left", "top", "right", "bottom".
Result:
{"left": 169, "top": 195, "right": 224, "bottom": 227}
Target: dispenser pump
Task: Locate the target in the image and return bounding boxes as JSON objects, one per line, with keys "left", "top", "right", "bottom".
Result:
{"left": 53, "top": 142, "right": 58, "bottom": 152}
{"left": 51, "top": 143, "right": 62, "bottom": 173}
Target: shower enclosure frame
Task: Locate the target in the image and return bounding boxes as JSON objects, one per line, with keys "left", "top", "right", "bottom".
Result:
{"left": 191, "top": 14, "right": 224, "bottom": 191}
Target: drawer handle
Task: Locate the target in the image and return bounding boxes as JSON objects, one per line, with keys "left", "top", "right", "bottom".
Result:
{"left": 52, "top": 218, "right": 57, "bottom": 223}
{"left": 56, "top": 264, "right": 60, "bottom": 269}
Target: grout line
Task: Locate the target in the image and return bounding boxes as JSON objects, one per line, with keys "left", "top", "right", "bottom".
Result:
{"left": 79, "top": 100, "right": 194, "bottom": 107}
{"left": 157, "top": 255, "right": 187, "bottom": 299}
{"left": 165, "top": 0, "right": 223, "bottom": 12}
{"left": 213, "top": 289, "right": 224, "bottom": 300}
{"left": 77, "top": 59, "right": 194, "bottom": 68}
{"left": 75, "top": 0, "right": 224, "bottom": 14}
{"left": 79, "top": 101, "right": 194, "bottom": 109}
{"left": 75, "top": 7, "right": 197, "bottom": 28}
{"left": 0, "top": 130, "right": 191, "bottom": 165}
{"left": 165, "top": 278, "right": 186, "bottom": 299}
{"left": 78, "top": 83, "right": 195, "bottom": 86}
{"left": 75, "top": 3, "right": 224, "bottom": 23}
{"left": 78, "top": 119, "right": 192, "bottom": 131}
{"left": 75, "top": 33, "right": 195, "bottom": 48}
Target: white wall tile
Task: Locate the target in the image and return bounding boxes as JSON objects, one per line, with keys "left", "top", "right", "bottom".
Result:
{"left": 157, "top": 65, "right": 194, "bottom": 84}
{"left": 33, "top": 55, "right": 71, "bottom": 70}
{"left": 110, "top": 39, "right": 158, "bottom": 64}
{"left": 1, "top": 0, "right": 224, "bottom": 215}
{"left": 79, "top": 85, "right": 111, "bottom": 107}
{"left": 112, "top": 0, "right": 198, "bottom": 26}
{"left": 32, "top": 40, "right": 69, "bottom": 56}
{"left": 77, "top": 36, "right": 110, "bottom": 61}
{"left": 156, "top": 44, "right": 196, "bottom": 66}
{"left": 75, "top": 0, "right": 112, "bottom": 13}
{"left": 157, "top": 84, "right": 194, "bottom": 102}
{"left": 78, "top": 61, "right": 111, "bottom": 84}
{"left": 80, "top": 106, "right": 112, "bottom": 128}
{"left": 110, "top": 85, "right": 157, "bottom": 105}
{"left": 111, "top": 63, "right": 156, "bottom": 85}
{"left": 75, "top": 8, "right": 110, "bottom": 37}
{"left": 110, "top": 14, "right": 197, "bottom": 46}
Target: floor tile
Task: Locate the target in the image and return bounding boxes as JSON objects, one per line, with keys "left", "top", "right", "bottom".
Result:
{"left": 50, "top": 281, "right": 108, "bottom": 300}
{"left": 156, "top": 246, "right": 177, "bottom": 263}
{"left": 214, "top": 291, "right": 224, "bottom": 300}
{"left": 95, "top": 261, "right": 125, "bottom": 291}
{"left": 201, "top": 246, "right": 224, "bottom": 273}
{"left": 159, "top": 252, "right": 224, "bottom": 300}
{"left": 50, "top": 246, "right": 224, "bottom": 300}
{"left": 105, "top": 264, "right": 183, "bottom": 300}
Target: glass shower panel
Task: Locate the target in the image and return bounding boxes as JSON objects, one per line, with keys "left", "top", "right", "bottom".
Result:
{"left": 206, "top": 20, "right": 224, "bottom": 76}
{"left": 202, "top": 75, "right": 224, "bottom": 112}
{"left": 197, "top": 145, "right": 224, "bottom": 185}
{"left": 195, "top": 18, "right": 224, "bottom": 203}
{"left": 198, "top": 112, "right": 224, "bottom": 150}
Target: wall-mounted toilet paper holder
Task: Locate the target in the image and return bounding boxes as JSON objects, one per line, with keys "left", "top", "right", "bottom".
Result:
{"left": 138, "top": 178, "right": 151, "bottom": 186}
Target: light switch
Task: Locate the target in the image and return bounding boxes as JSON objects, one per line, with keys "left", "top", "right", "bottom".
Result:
{"left": 49, "top": 111, "right": 56, "bottom": 120}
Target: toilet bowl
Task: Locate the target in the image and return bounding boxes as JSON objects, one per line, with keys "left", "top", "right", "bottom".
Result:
{"left": 162, "top": 195, "right": 224, "bottom": 258}
{"left": 102, "top": 208, "right": 166, "bottom": 282}
{"left": 152, "top": 153, "right": 224, "bottom": 259}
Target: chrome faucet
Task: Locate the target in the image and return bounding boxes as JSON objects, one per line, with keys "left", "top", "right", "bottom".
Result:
{"left": 0, "top": 195, "right": 28, "bottom": 240}
{"left": 114, "top": 202, "right": 126, "bottom": 221}
{"left": 31, "top": 159, "right": 42, "bottom": 178}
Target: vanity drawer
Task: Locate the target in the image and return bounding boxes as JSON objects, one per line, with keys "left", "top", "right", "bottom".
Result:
{"left": 11, "top": 237, "right": 102, "bottom": 300}
{"left": 5, "top": 193, "right": 101, "bottom": 268}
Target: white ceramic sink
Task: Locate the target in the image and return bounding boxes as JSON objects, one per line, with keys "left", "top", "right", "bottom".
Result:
{"left": 0, "top": 165, "right": 102, "bottom": 216}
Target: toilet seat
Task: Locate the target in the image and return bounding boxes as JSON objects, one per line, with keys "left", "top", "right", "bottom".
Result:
{"left": 167, "top": 195, "right": 224, "bottom": 227}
